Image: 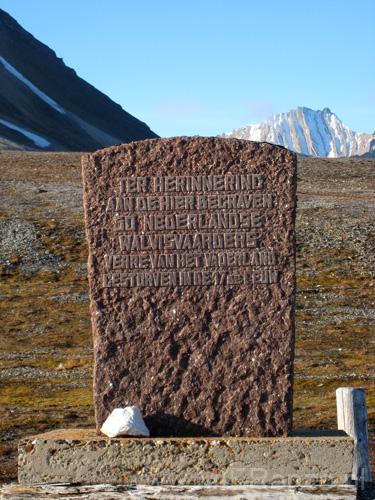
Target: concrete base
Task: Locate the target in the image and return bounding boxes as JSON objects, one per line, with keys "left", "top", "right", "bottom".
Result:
{"left": 18, "top": 429, "right": 354, "bottom": 486}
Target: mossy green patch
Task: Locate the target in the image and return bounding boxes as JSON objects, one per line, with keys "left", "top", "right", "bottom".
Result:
{"left": 0, "top": 271, "right": 91, "bottom": 352}
{"left": 0, "top": 207, "right": 8, "bottom": 220}
{"left": 0, "top": 380, "right": 93, "bottom": 407}
{"left": 21, "top": 209, "right": 87, "bottom": 263}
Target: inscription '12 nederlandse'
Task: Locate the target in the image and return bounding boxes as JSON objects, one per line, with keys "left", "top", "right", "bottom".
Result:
{"left": 103, "top": 174, "right": 279, "bottom": 288}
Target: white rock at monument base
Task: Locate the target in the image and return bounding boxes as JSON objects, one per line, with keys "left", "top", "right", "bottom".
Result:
{"left": 100, "top": 407, "right": 150, "bottom": 438}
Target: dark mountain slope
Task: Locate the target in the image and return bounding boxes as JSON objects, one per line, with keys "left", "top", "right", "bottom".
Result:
{"left": 0, "top": 9, "right": 158, "bottom": 151}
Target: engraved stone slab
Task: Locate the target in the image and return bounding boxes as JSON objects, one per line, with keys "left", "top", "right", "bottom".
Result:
{"left": 82, "top": 137, "right": 297, "bottom": 437}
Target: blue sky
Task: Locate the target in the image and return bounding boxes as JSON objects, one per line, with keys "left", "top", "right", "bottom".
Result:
{"left": 1, "top": 0, "right": 374, "bottom": 137}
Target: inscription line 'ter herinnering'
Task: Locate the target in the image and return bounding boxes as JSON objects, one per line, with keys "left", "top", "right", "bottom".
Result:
{"left": 118, "top": 174, "right": 265, "bottom": 194}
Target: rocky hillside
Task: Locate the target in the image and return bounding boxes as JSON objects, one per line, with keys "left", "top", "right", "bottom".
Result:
{"left": 0, "top": 150, "right": 374, "bottom": 485}
{"left": 0, "top": 9, "right": 158, "bottom": 152}
{"left": 220, "top": 107, "right": 375, "bottom": 158}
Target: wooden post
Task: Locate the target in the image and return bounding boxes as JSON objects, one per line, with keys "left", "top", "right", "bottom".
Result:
{"left": 336, "top": 387, "right": 371, "bottom": 483}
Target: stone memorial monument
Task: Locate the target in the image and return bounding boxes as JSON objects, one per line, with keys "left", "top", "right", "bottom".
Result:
{"left": 82, "top": 137, "right": 297, "bottom": 438}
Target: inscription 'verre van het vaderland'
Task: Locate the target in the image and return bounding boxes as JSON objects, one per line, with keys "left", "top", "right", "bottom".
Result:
{"left": 103, "top": 174, "right": 279, "bottom": 288}
{"left": 82, "top": 137, "right": 297, "bottom": 439}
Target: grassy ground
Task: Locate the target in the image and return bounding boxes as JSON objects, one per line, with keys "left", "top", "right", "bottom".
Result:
{"left": 0, "top": 152, "right": 374, "bottom": 483}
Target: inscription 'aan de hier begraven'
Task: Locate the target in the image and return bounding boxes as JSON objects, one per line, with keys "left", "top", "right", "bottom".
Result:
{"left": 103, "top": 174, "right": 279, "bottom": 288}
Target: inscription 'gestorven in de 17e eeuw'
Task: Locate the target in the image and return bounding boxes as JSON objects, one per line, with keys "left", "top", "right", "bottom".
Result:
{"left": 103, "top": 174, "right": 279, "bottom": 288}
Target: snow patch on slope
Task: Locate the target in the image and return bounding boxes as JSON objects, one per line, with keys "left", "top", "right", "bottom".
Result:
{"left": 0, "top": 118, "right": 50, "bottom": 147}
{"left": 0, "top": 56, "right": 65, "bottom": 115}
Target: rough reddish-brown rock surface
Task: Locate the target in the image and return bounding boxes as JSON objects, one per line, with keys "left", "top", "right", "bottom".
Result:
{"left": 82, "top": 137, "right": 297, "bottom": 437}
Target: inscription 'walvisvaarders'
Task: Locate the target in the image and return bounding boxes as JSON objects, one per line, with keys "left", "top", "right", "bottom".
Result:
{"left": 103, "top": 174, "right": 280, "bottom": 288}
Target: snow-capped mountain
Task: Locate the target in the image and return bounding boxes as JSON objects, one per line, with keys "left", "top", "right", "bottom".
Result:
{"left": 220, "top": 107, "right": 375, "bottom": 158}
{"left": 0, "top": 9, "right": 158, "bottom": 151}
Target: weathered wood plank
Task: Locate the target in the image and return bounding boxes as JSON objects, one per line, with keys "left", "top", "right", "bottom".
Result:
{"left": 336, "top": 387, "right": 372, "bottom": 482}
{"left": 0, "top": 483, "right": 357, "bottom": 500}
